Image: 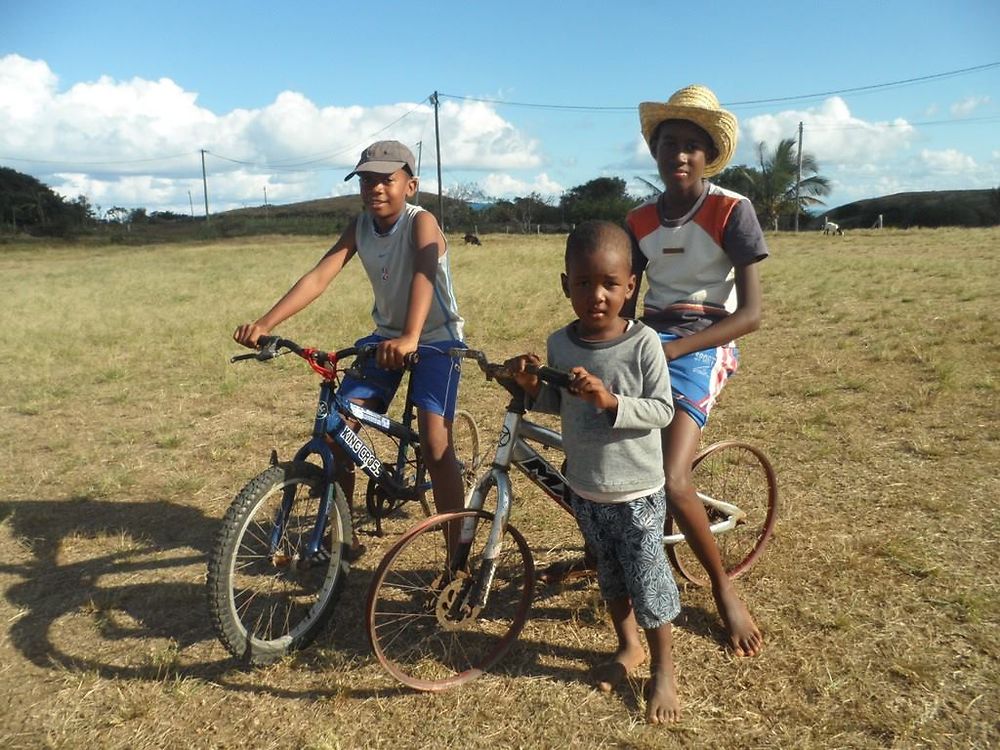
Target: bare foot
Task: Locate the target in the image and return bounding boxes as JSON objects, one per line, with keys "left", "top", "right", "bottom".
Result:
{"left": 714, "top": 581, "right": 763, "bottom": 657}
{"left": 644, "top": 668, "right": 681, "bottom": 724}
{"left": 592, "top": 644, "right": 645, "bottom": 692}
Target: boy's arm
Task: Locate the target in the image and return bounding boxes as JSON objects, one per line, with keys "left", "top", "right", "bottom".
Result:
{"left": 233, "top": 218, "right": 357, "bottom": 347}
{"left": 612, "top": 331, "right": 674, "bottom": 429}
{"left": 660, "top": 261, "right": 762, "bottom": 361}
{"left": 377, "top": 210, "right": 443, "bottom": 369}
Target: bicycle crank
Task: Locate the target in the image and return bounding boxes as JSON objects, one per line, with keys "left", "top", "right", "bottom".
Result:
{"left": 433, "top": 571, "right": 481, "bottom": 630}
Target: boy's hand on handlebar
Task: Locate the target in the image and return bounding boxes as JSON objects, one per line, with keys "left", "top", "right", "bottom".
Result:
{"left": 504, "top": 353, "right": 542, "bottom": 396}
{"left": 233, "top": 322, "right": 271, "bottom": 349}
{"left": 568, "top": 367, "right": 618, "bottom": 412}
{"left": 377, "top": 335, "right": 418, "bottom": 370}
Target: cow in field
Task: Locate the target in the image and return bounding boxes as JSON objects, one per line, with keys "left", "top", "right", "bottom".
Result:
{"left": 464, "top": 232, "right": 482, "bottom": 245}
{"left": 823, "top": 221, "right": 843, "bottom": 236}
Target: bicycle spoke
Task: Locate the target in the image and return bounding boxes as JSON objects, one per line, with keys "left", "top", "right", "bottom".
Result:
{"left": 366, "top": 509, "right": 534, "bottom": 690}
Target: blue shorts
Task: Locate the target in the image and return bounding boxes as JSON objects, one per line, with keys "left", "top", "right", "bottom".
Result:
{"left": 337, "top": 334, "right": 465, "bottom": 421}
{"left": 658, "top": 333, "right": 739, "bottom": 429}
{"left": 569, "top": 487, "right": 680, "bottom": 630}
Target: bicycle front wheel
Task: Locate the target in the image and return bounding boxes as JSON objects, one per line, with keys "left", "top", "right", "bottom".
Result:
{"left": 667, "top": 441, "right": 778, "bottom": 586}
{"left": 451, "top": 409, "right": 482, "bottom": 492}
{"left": 207, "top": 461, "right": 351, "bottom": 664}
{"left": 366, "top": 508, "right": 534, "bottom": 691}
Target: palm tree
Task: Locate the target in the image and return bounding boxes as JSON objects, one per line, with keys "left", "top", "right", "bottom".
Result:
{"left": 636, "top": 137, "right": 830, "bottom": 231}
{"left": 743, "top": 137, "right": 831, "bottom": 230}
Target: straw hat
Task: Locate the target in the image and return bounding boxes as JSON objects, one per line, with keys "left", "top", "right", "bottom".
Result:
{"left": 639, "top": 85, "right": 738, "bottom": 177}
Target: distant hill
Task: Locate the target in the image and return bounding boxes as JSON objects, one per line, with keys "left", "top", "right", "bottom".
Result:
{"left": 221, "top": 192, "right": 467, "bottom": 221}
{"left": 825, "top": 188, "right": 998, "bottom": 229}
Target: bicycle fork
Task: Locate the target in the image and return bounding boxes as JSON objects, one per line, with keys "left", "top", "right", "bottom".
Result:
{"left": 450, "top": 410, "right": 523, "bottom": 617}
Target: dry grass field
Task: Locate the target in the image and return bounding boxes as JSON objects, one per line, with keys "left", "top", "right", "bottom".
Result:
{"left": 1, "top": 227, "right": 997, "bottom": 749}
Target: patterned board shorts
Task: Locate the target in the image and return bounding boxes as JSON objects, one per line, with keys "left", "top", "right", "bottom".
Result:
{"left": 570, "top": 487, "right": 680, "bottom": 630}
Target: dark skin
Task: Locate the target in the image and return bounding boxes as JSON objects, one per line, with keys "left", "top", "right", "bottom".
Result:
{"left": 507, "top": 235, "right": 681, "bottom": 723}
{"left": 233, "top": 167, "right": 465, "bottom": 554}
{"left": 622, "top": 119, "right": 764, "bottom": 657}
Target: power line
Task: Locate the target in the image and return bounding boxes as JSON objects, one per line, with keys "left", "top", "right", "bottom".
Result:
{"left": 726, "top": 62, "right": 1000, "bottom": 107}
{"left": 0, "top": 152, "right": 192, "bottom": 166}
{"left": 214, "top": 97, "right": 433, "bottom": 170}
{"left": 803, "top": 114, "right": 1000, "bottom": 132}
{"left": 440, "top": 61, "right": 1000, "bottom": 112}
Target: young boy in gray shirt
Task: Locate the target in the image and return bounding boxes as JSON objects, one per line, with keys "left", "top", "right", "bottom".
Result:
{"left": 506, "top": 220, "right": 681, "bottom": 724}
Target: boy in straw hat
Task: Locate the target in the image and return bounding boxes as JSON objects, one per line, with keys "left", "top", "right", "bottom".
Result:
{"left": 625, "top": 84, "right": 769, "bottom": 657}
{"left": 234, "top": 140, "right": 467, "bottom": 552}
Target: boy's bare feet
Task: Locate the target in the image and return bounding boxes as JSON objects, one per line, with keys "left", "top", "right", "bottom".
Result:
{"left": 715, "top": 581, "right": 763, "bottom": 656}
{"left": 644, "top": 667, "right": 681, "bottom": 724}
{"left": 592, "top": 644, "right": 645, "bottom": 692}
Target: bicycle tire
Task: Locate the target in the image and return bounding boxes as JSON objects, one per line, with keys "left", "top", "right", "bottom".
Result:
{"left": 666, "top": 441, "right": 778, "bottom": 586}
{"left": 451, "top": 408, "right": 482, "bottom": 492}
{"left": 366, "top": 506, "right": 534, "bottom": 691}
{"left": 207, "top": 461, "right": 351, "bottom": 665}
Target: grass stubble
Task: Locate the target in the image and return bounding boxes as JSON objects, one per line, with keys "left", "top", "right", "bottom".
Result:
{"left": 0, "top": 228, "right": 996, "bottom": 749}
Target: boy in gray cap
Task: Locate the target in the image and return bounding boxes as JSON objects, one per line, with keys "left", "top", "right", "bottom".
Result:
{"left": 234, "top": 141, "right": 466, "bottom": 548}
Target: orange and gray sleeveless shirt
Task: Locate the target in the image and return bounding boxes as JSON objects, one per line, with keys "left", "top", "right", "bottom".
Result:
{"left": 354, "top": 203, "right": 464, "bottom": 344}
{"left": 626, "top": 182, "right": 768, "bottom": 337}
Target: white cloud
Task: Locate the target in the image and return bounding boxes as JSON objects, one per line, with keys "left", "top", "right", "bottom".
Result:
{"left": 0, "top": 54, "right": 58, "bottom": 122}
{"left": 0, "top": 55, "right": 544, "bottom": 213}
{"left": 918, "top": 148, "right": 977, "bottom": 174}
{"left": 741, "top": 96, "right": 914, "bottom": 165}
{"left": 950, "top": 95, "right": 990, "bottom": 118}
{"left": 479, "top": 172, "right": 564, "bottom": 200}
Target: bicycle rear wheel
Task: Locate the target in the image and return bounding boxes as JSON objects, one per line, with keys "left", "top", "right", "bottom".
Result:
{"left": 666, "top": 441, "right": 778, "bottom": 586}
{"left": 451, "top": 409, "right": 482, "bottom": 492}
{"left": 207, "top": 461, "right": 351, "bottom": 664}
{"left": 366, "top": 507, "right": 534, "bottom": 691}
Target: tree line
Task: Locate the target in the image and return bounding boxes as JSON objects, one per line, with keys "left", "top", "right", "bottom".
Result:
{"left": 4, "top": 139, "right": 998, "bottom": 240}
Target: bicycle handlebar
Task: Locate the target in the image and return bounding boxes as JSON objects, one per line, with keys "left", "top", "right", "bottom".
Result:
{"left": 230, "top": 336, "right": 418, "bottom": 374}
{"left": 451, "top": 348, "right": 573, "bottom": 389}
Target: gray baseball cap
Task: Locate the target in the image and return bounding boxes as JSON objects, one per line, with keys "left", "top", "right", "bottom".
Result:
{"left": 344, "top": 140, "right": 417, "bottom": 181}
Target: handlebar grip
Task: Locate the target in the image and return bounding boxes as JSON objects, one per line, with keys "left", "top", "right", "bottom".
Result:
{"left": 354, "top": 343, "right": 419, "bottom": 368}
{"left": 534, "top": 365, "right": 573, "bottom": 388}
{"left": 256, "top": 335, "right": 280, "bottom": 350}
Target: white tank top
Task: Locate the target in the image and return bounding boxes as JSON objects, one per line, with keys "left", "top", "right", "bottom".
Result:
{"left": 354, "top": 203, "right": 464, "bottom": 343}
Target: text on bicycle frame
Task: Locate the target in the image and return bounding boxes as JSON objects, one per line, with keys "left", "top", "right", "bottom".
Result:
{"left": 339, "top": 425, "right": 384, "bottom": 476}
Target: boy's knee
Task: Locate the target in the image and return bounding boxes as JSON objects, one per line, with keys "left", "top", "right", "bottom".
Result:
{"left": 663, "top": 471, "right": 695, "bottom": 506}
{"left": 422, "top": 441, "right": 455, "bottom": 469}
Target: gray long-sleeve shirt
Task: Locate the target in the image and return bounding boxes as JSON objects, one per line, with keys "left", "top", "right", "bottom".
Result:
{"left": 531, "top": 321, "right": 674, "bottom": 499}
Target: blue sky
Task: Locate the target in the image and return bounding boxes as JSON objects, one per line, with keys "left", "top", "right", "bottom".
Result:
{"left": 2, "top": 0, "right": 998, "bottom": 217}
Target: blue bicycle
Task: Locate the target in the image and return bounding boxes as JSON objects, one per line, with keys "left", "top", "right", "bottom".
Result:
{"left": 207, "top": 336, "right": 481, "bottom": 665}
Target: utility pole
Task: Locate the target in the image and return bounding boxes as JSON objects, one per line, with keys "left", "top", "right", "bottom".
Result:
{"left": 200, "top": 149, "right": 211, "bottom": 221}
{"left": 432, "top": 92, "right": 444, "bottom": 230}
{"left": 187, "top": 190, "right": 194, "bottom": 218}
{"left": 414, "top": 140, "right": 422, "bottom": 206}
{"left": 794, "top": 121, "right": 803, "bottom": 232}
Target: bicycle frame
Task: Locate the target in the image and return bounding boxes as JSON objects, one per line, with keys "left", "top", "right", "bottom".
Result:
{"left": 266, "top": 349, "right": 428, "bottom": 561}
{"left": 456, "top": 352, "right": 753, "bottom": 600}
